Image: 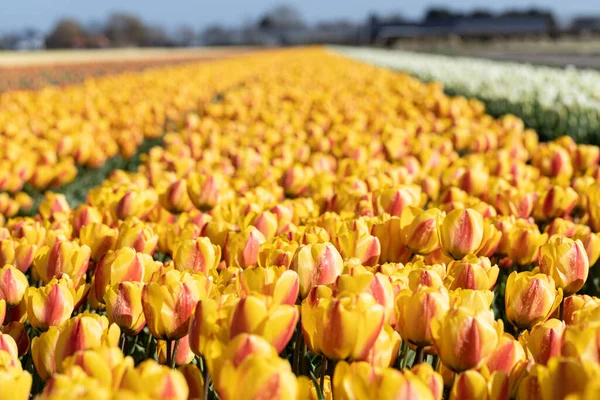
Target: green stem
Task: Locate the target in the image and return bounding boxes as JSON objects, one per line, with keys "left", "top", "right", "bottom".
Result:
{"left": 402, "top": 346, "right": 410, "bottom": 369}
{"left": 120, "top": 332, "right": 126, "bottom": 353}
{"left": 559, "top": 297, "right": 565, "bottom": 321}
{"left": 144, "top": 334, "right": 153, "bottom": 360}
{"left": 301, "top": 342, "right": 308, "bottom": 376}
{"left": 320, "top": 357, "right": 327, "bottom": 391}
{"left": 171, "top": 339, "right": 180, "bottom": 369}
{"left": 396, "top": 341, "right": 407, "bottom": 370}
{"left": 127, "top": 334, "right": 139, "bottom": 355}
{"left": 432, "top": 355, "right": 440, "bottom": 371}
{"left": 292, "top": 325, "right": 303, "bottom": 375}
{"left": 166, "top": 339, "right": 172, "bottom": 367}
{"left": 413, "top": 347, "right": 424, "bottom": 367}
{"left": 203, "top": 357, "right": 211, "bottom": 400}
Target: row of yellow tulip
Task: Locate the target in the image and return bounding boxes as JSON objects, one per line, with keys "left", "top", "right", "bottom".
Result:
{"left": 1, "top": 48, "right": 600, "bottom": 399}
{"left": 0, "top": 51, "right": 278, "bottom": 218}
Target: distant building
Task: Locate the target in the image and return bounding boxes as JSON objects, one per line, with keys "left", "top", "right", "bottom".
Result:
{"left": 368, "top": 15, "right": 554, "bottom": 45}
{"left": 571, "top": 17, "right": 600, "bottom": 33}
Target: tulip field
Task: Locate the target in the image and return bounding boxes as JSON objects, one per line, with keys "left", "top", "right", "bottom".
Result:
{"left": 2, "top": 47, "right": 600, "bottom": 399}
{"left": 337, "top": 46, "right": 600, "bottom": 144}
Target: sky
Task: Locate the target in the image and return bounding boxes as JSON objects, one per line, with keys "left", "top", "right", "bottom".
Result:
{"left": 1, "top": 0, "right": 599, "bottom": 33}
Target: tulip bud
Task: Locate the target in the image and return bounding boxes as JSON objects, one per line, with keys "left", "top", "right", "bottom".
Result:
{"left": 116, "top": 219, "right": 158, "bottom": 255}
{"left": 302, "top": 291, "right": 385, "bottom": 361}
{"left": 372, "top": 216, "right": 412, "bottom": 264}
{"left": 563, "top": 295, "right": 600, "bottom": 325}
{"left": 281, "top": 165, "right": 313, "bottom": 198}
{"left": 361, "top": 324, "right": 401, "bottom": 368}
{"left": 449, "top": 289, "right": 494, "bottom": 313}
{"left": 395, "top": 286, "right": 450, "bottom": 348}
{"left": 31, "top": 326, "right": 60, "bottom": 381}
{"left": 507, "top": 220, "right": 548, "bottom": 266}
{"left": 406, "top": 264, "right": 445, "bottom": 292}
{"left": 121, "top": 359, "right": 189, "bottom": 400}
{"left": 373, "top": 185, "right": 425, "bottom": 217}
{"left": 450, "top": 370, "right": 509, "bottom": 400}
{"left": 333, "top": 361, "right": 434, "bottom": 400}
{"left": 0, "top": 239, "right": 36, "bottom": 273}
{"left": 33, "top": 240, "right": 91, "bottom": 286}
{"left": 493, "top": 216, "right": 516, "bottom": 256}
{"left": 251, "top": 211, "right": 278, "bottom": 241}
{"left": 159, "top": 179, "right": 193, "bottom": 214}
{"left": 26, "top": 276, "right": 75, "bottom": 330}
{"left": 0, "top": 332, "right": 19, "bottom": 360}
{"left": 38, "top": 193, "right": 71, "bottom": 222}
{"left": 223, "top": 227, "right": 266, "bottom": 268}
{"left": 79, "top": 223, "right": 118, "bottom": 262}
{"left": 520, "top": 319, "right": 565, "bottom": 365}
{"left": 411, "top": 363, "right": 444, "bottom": 400}
{"left": 215, "top": 354, "right": 298, "bottom": 400}
{"left": 533, "top": 186, "right": 578, "bottom": 221}
{"left": 0, "top": 366, "right": 31, "bottom": 400}
{"left": 437, "top": 209, "right": 484, "bottom": 259}
{"left": 142, "top": 269, "right": 212, "bottom": 340}
{"left": 54, "top": 312, "right": 116, "bottom": 372}
{"left": 0, "top": 264, "right": 28, "bottom": 307}
{"left": 400, "top": 207, "right": 443, "bottom": 255}
{"left": 574, "top": 144, "right": 600, "bottom": 172}
{"left": 104, "top": 281, "right": 146, "bottom": 336}
{"left": 229, "top": 294, "right": 298, "bottom": 353}
{"left": 461, "top": 166, "right": 490, "bottom": 196}
{"left": 431, "top": 307, "right": 503, "bottom": 372}
{"left": 292, "top": 242, "right": 344, "bottom": 298}
{"left": 445, "top": 255, "right": 499, "bottom": 291}
{"left": 61, "top": 346, "right": 133, "bottom": 389}
{"left": 538, "top": 235, "right": 589, "bottom": 296}
{"left": 573, "top": 229, "right": 600, "bottom": 267}
{"left": 210, "top": 333, "right": 278, "bottom": 380}
{"left": 2, "top": 322, "right": 29, "bottom": 356}
{"left": 476, "top": 220, "right": 502, "bottom": 258}
{"left": 112, "top": 190, "right": 156, "bottom": 221}
{"left": 187, "top": 172, "right": 222, "bottom": 211}
{"left": 517, "top": 357, "right": 591, "bottom": 400}
{"left": 485, "top": 333, "right": 526, "bottom": 375}
{"left": 71, "top": 205, "right": 102, "bottom": 237}
{"left": 94, "top": 247, "right": 147, "bottom": 303}
{"left": 237, "top": 266, "right": 299, "bottom": 306}
{"left": 188, "top": 296, "right": 236, "bottom": 362}
{"left": 173, "top": 237, "right": 221, "bottom": 275}
{"left": 505, "top": 271, "right": 563, "bottom": 330}
{"left": 544, "top": 218, "right": 577, "bottom": 238}
{"left": 179, "top": 364, "right": 204, "bottom": 400}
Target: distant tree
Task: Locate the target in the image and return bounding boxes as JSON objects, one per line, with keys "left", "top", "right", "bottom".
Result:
{"left": 201, "top": 24, "right": 236, "bottom": 46}
{"left": 424, "top": 7, "right": 459, "bottom": 21}
{"left": 104, "top": 13, "right": 147, "bottom": 46}
{"left": 470, "top": 9, "right": 494, "bottom": 18}
{"left": 258, "top": 4, "right": 305, "bottom": 30}
{"left": 142, "top": 25, "right": 172, "bottom": 47}
{"left": 501, "top": 8, "right": 557, "bottom": 29}
{"left": 45, "top": 18, "right": 86, "bottom": 48}
{"left": 174, "top": 25, "right": 196, "bottom": 47}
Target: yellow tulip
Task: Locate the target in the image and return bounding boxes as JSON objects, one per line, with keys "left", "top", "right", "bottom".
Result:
{"left": 431, "top": 307, "right": 503, "bottom": 373}
{"left": 505, "top": 271, "right": 563, "bottom": 330}
{"left": 142, "top": 269, "right": 212, "bottom": 340}
{"left": 538, "top": 235, "right": 589, "bottom": 296}
{"left": 437, "top": 208, "right": 484, "bottom": 259}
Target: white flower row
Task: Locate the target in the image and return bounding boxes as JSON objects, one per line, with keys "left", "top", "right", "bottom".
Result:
{"left": 332, "top": 46, "right": 600, "bottom": 142}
